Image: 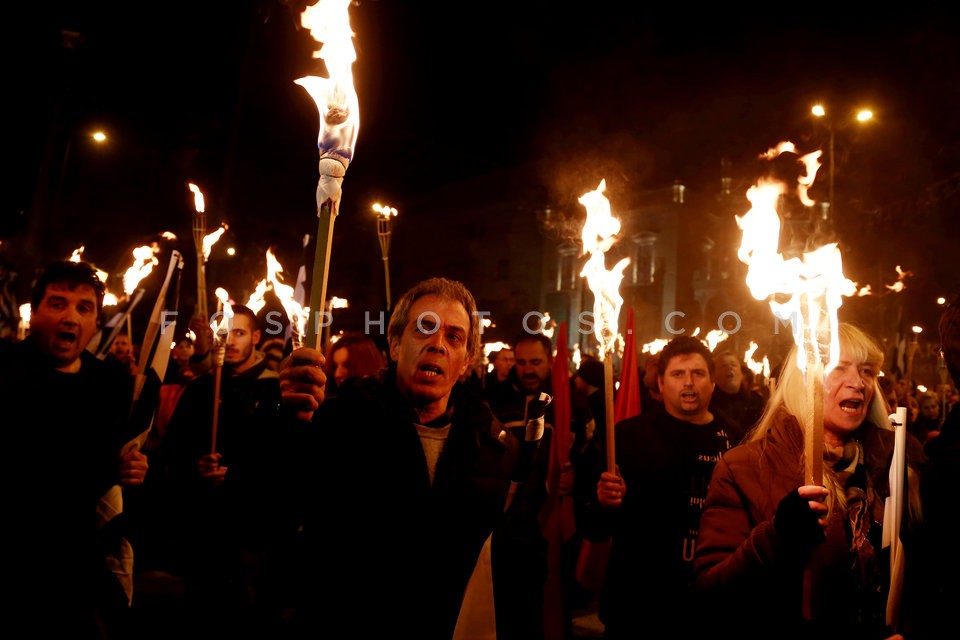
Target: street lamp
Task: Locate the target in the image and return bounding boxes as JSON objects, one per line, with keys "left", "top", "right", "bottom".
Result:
{"left": 372, "top": 202, "right": 398, "bottom": 311}
{"left": 27, "top": 125, "right": 112, "bottom": 264}
{"left": 811, "top": 104, "right": 874, "bottom": 221}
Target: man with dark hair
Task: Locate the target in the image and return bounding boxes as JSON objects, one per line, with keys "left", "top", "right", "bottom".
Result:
{"left": 486, "top": 332, "right": 561, "bottom": 460}
{"left": 483, "top": 346, "right": 515, "bottom": 389}
{"left": 487, "top": 330, "right": 606, "bottom": 638}
{"left": 0, "top": 260, "right": 148, "bottom": 638}
{"left": 487, "top": 331, "right": 557, "bottom": 422}
{"left": 575, "top": 334, "right": 738, "bottom": 638}
{"left": 161, "top": 303, "right": 290, "bottom": 636}
{"left": 709, "top": 349, "right": 765, "bottom": 442}
{"left": 298, "top": 277, "right": 545, "bottom": 640}
{"left": 106, "top": 332, "right": 139, "bottom": 378}
{"left": 29, "top": 258, "right": 107, "bottom": 316}
{"left": 484, "top": 330, "right": 561, "bottom": 638}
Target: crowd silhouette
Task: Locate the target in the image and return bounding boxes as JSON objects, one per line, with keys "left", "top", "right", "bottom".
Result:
{"left": 3, "top": 259, "right": 959, "bottom": 640}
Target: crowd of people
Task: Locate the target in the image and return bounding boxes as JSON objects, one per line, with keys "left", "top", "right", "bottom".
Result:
{"left": 4, "top": 258, "right": 959, "bottom": 640}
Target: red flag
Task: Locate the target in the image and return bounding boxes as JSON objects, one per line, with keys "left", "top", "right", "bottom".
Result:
{"left": 614, "top": 306, "right": 642, "bottom": 423}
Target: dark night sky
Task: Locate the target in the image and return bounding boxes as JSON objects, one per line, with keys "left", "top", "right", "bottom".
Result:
{"left": 5, "top": 1, "right": 960, "bottom": 336}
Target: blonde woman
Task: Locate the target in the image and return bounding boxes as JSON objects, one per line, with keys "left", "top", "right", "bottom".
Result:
{"left": 694, "top": 323, "right": 925, "bottom": 640}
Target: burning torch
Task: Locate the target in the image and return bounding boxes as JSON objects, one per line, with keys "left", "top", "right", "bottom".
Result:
{"left": 121, "top": 243, "right": 160, "bottom": 343}
{"left": 209, "top": 304, "right": 232, "bottom": 454}
{"left": 578, "top": 179, "right": 630, "bottom": 474}
{"left": 372, "top": 202, "right": 398, "bottom": 311}
{"left": 189, "top": 183, "right": 208, "bottom": 321}
{"left": 295, "top": 0, "right": 360, "bottom": 349}
{"left": 265, "top": 249, "right": 311, "bottom": 350}
{"left": 735, "top": 142, "right": 857, "bottom": 619}
{"left": 189, "top": 183, "right": 228, "bottom": 324}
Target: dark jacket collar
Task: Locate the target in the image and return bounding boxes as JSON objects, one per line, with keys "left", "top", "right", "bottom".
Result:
{"left": 226, "top": 350, "right": 275, "bottom": 382}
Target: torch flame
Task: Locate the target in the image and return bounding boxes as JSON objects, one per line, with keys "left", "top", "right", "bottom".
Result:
{"left": 214, "top": 287, "right": 231, "bottom": 308}
{"left": 202, "top": 224, "right": 229, "bottom": 261}
{"left": 885, "top": 265, "right": 913, "bottom": 293}
{"left": 642, "top": 338, "right": 669, "bottom": 355}
{"left": 541, "top": 312, "right": 555, "bottom": 339}
{"left": 66, "top": 246, "right": 109, "bottom": 284}
{"left": 483, "top": 341, "right": 511, "bottom": 361}
{"left": 700, "top": 328, "right": 729, "bottom": 352}
{"left": 122, "top": 244, "right": 160, "bottom": 296}
{"left": 735, "top": 147, "right": 856, "bottom": 374}
{"left": 266, "top": 250, "right": 310, "bottom": 346}
{"left": 211, "top": 299, "right": 234, "bottom": 336}
{"left": 188, "top": 183, "right": 205, "bottom": 214}
{"left": 372, "top": 203, "right": 398, "bottom": 219}
{"left": 295, "top": 0, "right": 360, "bottom": 207}
{"left": 245, "top": 278, "right": 270, "bottom": 315}
{"left": 744, "top": 341, "right": 764, "bottom": 376}
{"left": 738, "top": 142, "right": 856, "bottom": 492}
{"left": 579, "top": 180, "right": 630, "bottom": 359}
{"left": 795, "top": 150, "right": 822, "bottom": 207}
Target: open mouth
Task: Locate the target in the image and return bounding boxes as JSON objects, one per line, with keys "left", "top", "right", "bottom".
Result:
{"left": 419, "top": 364, "right": 443, "bottom": 378}
{"left": 54, "top": 330, "right": 78, "bottom": 349}
{"left": 680, "top": 391, "right": 698, "bottom": 402}
{"left": 839, "top": 399, "right": 863, "bottom": 414}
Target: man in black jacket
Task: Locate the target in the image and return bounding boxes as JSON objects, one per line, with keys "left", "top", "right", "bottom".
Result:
{"left": 0, "top": 260, "right": 148, "bottom": 638}
{"left": 575, "top": 335, "right": 738, "bottom": 639}
{"left": 162, "top": 304, "right": 292, "bottom": 637}
{"left": 299, "top": 277, "right": 543, "bottom": 640}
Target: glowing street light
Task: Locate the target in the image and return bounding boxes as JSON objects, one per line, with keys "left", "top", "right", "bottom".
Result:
{"left": 372, "top": 202, "right": 398, "bottom": 311}
{"left": 811, "top": 104, "right": 874, "bottom": 221}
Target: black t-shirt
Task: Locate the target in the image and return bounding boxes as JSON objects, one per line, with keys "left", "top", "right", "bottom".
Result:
{"left": 0, "top": 339, "right": 133, "bottom": 625}
{"left": 575, "top": 408, "right": 738, "bottom": 633}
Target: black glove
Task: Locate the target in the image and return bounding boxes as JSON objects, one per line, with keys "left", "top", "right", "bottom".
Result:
{"left": 774, "top": 489, "right": 826, "bottom": 557}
